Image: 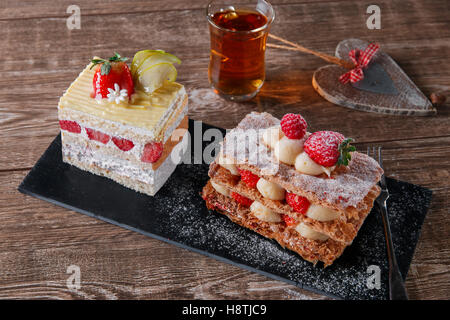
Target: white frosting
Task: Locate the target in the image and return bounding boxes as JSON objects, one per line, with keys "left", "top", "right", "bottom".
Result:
{"left": 107, "top": 83, "right": 128, "bottom": 104}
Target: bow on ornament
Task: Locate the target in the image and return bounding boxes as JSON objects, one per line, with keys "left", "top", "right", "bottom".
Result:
{"left": 339, "top": 43, "right": 380, "bottom": 84}
{"left": 265, "top": 35, "right": 380, "bottom": 84}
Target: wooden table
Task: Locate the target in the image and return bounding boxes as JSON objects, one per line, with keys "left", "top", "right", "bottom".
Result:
{"left": 1, "top": 0, "right": 448, "bottom": 300}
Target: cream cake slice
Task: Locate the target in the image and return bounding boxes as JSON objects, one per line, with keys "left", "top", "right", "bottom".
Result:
{"left": 58, "top": 51, "right": 188, "bottom": 196}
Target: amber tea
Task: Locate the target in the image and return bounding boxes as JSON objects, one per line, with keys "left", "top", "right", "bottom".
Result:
{"left": 207, "top": 1, "right": 274, "bottom": 101}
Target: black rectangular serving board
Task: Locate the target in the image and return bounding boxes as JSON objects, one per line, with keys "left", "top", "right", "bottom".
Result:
{"left": 19, "top": 119, "right": 432, "bottom": 300}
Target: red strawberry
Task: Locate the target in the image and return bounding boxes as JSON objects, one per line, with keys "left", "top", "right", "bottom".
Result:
{"left": 91, "top": 53, "right": 134, "bottom": 100}
{"left": 238, "top": 169, "right": 260, "bottom": 188}
{"left": 85, "top": 128, "right": 110, "bottom": 144}
{"left": 280, "top": 113, "right": 307, "bottom": 139}
{"left": 281, "top": 214, "right": 297, "bottom": 226}
{"left": 141, "top": 141, "right": 163, "bottom": 163}
{"left": 303, "top": 131, "right": 356, "bottom": 167}
{"left": 59, "top": 120, "right": 81, "bottom": 134}
{"left": 286, "top": 192, "right": 310, "bottom": 214}
{"left": 231, "top": 192, "right": 254, "bottom": 207}
{"left": 112, "top": 137, "right": 135, "bottom": 151}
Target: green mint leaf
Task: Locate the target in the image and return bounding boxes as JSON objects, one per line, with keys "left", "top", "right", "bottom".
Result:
{"left": 337, "top": 138, "right": 355, "bottom": 166}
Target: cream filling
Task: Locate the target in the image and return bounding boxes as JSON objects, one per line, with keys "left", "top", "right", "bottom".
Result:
{"left": 306, "top": 204, "right": 340, "bottom": 222}
{"left": 216, "top": 163, "right": 339, "bottom": 222}
{"left": 256, "top": 178, "right": 285, "bottom": 201}
{"left": 209, "top": 181, "right": 282, "bottom": 223}
{"left": 274, "top": 136, "right": 304, "bottom": 166}
{"left": 250, "top": 201, "right": 282, "bottom": 223}
{"left": 211, "top": 180, "right": 337, "bottom": 237}
{"left": 211, "top": 180, "right": 230, "bottom": 197}
{"left": 61, "top": 105, "right": 187, "bottom": 161}
{"left": 295, "top": 223, "right": 329, "bottom": 241}
{"left": 62, "top": 128, "right": 142, "bottom": 161}
{"left": 63, "top": 131, "right": 188, "bottom": 184}
{"left": 295, "top": 152, "right": 335, "bottom": 177}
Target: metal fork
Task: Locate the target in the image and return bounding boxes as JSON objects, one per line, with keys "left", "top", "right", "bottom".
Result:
{"left": 367, "top": 147, "right": 408, "bottom": 300}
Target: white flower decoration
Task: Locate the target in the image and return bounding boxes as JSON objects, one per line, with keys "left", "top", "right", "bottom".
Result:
{"left": 107, "top": 83, "right": 128, "bottom": 104}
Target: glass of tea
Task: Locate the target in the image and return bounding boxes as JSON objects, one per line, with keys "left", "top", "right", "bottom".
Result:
{"left": 206, "top": 0, "right": 275, "bottom": 101}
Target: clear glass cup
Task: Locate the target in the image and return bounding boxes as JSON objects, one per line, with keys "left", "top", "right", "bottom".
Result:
{"left": 206, "top": 0, "right": 275, "bottom": 101}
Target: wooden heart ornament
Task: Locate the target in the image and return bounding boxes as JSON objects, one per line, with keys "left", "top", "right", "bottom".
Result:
{"left": 312, "top": 39, "right": 436, "bottom": 116}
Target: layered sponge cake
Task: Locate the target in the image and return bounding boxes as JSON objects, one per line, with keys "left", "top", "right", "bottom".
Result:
{"left": 58, "top": 51, "right": 188, "bottom": 196}
{"left": 202, "top": 112, "right": 383, "bottom": 266}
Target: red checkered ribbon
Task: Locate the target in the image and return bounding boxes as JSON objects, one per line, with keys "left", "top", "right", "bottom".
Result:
{"left": 339, "top": 43, "right": 380, "bottom": 84}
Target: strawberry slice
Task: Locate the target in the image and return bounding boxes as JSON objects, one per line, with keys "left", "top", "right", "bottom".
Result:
{"left": 112, "top": 137, "right": 135, "bottom": 151}
{"left": 281, "top": 214, "right": 297, "bottom": 226}
{"left": 231, "top": 192, "right": 254, "bottom": 207}
{"left": 141, "top": 141, "right": 163, "bottom": 163}
{"left": 59, "top": 120, "right": 81, "bottom": 134}
{"left": 238, "top": 168, "right": 260, "bottom": 188}
{"left": 85, "top": 128, "right": 110, "bottom": 144}
{"left": 286, "top": 192, "right": 310, "bottom": 214}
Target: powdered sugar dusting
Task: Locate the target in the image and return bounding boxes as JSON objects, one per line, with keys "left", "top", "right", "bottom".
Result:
{"left": 221, "top": 112, "right": 383, "bottom": 209}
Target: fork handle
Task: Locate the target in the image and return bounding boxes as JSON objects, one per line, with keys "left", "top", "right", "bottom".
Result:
{"left": 378, "top": 201, "right": 409, "bottom": 300}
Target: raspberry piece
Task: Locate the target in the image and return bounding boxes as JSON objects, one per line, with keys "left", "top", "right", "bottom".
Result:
{"left": 59, "top": 120, "right": 81, "bottom": 134}
{"left": 141, "top": 141, "right": 163, "bottom": 163}
{"left": 238, "top": 169, "right": 260, "bottom": 188}
{"left": 281, "top": 214, "right": 297, "bottom": 226}
{"left": 280, "top": 113, "right": 307, "bottom": 139}
{"left": 231, "top": 192, "right": 254, "bottom": 207}
{"left": 286, "top": 192, "right": 310, "bottom": 214}
{"left": 85, "top": 128, "right": 111, "bottom": 144}
{"left": 303, "top": 131, "right": 346, "bottom": 167}
{"left": 112, "top": 137, "right": 134, "bottom": 151}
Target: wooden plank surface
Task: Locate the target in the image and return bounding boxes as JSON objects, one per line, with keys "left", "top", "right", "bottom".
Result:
{"left": 0, "top": 0, "right": 449, "bottom": 299}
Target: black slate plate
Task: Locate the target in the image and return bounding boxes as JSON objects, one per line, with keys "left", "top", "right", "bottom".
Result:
{"left": 18, "top": 119, "right": 432, "bottom": 300}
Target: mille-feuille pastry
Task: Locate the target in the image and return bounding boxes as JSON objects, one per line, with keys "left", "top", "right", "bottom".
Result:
{"left": 202, "top": 112, "right": 383, "bottom": 266}
{"left": 58, "top": 51, "right": 188, "bottom": 196}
